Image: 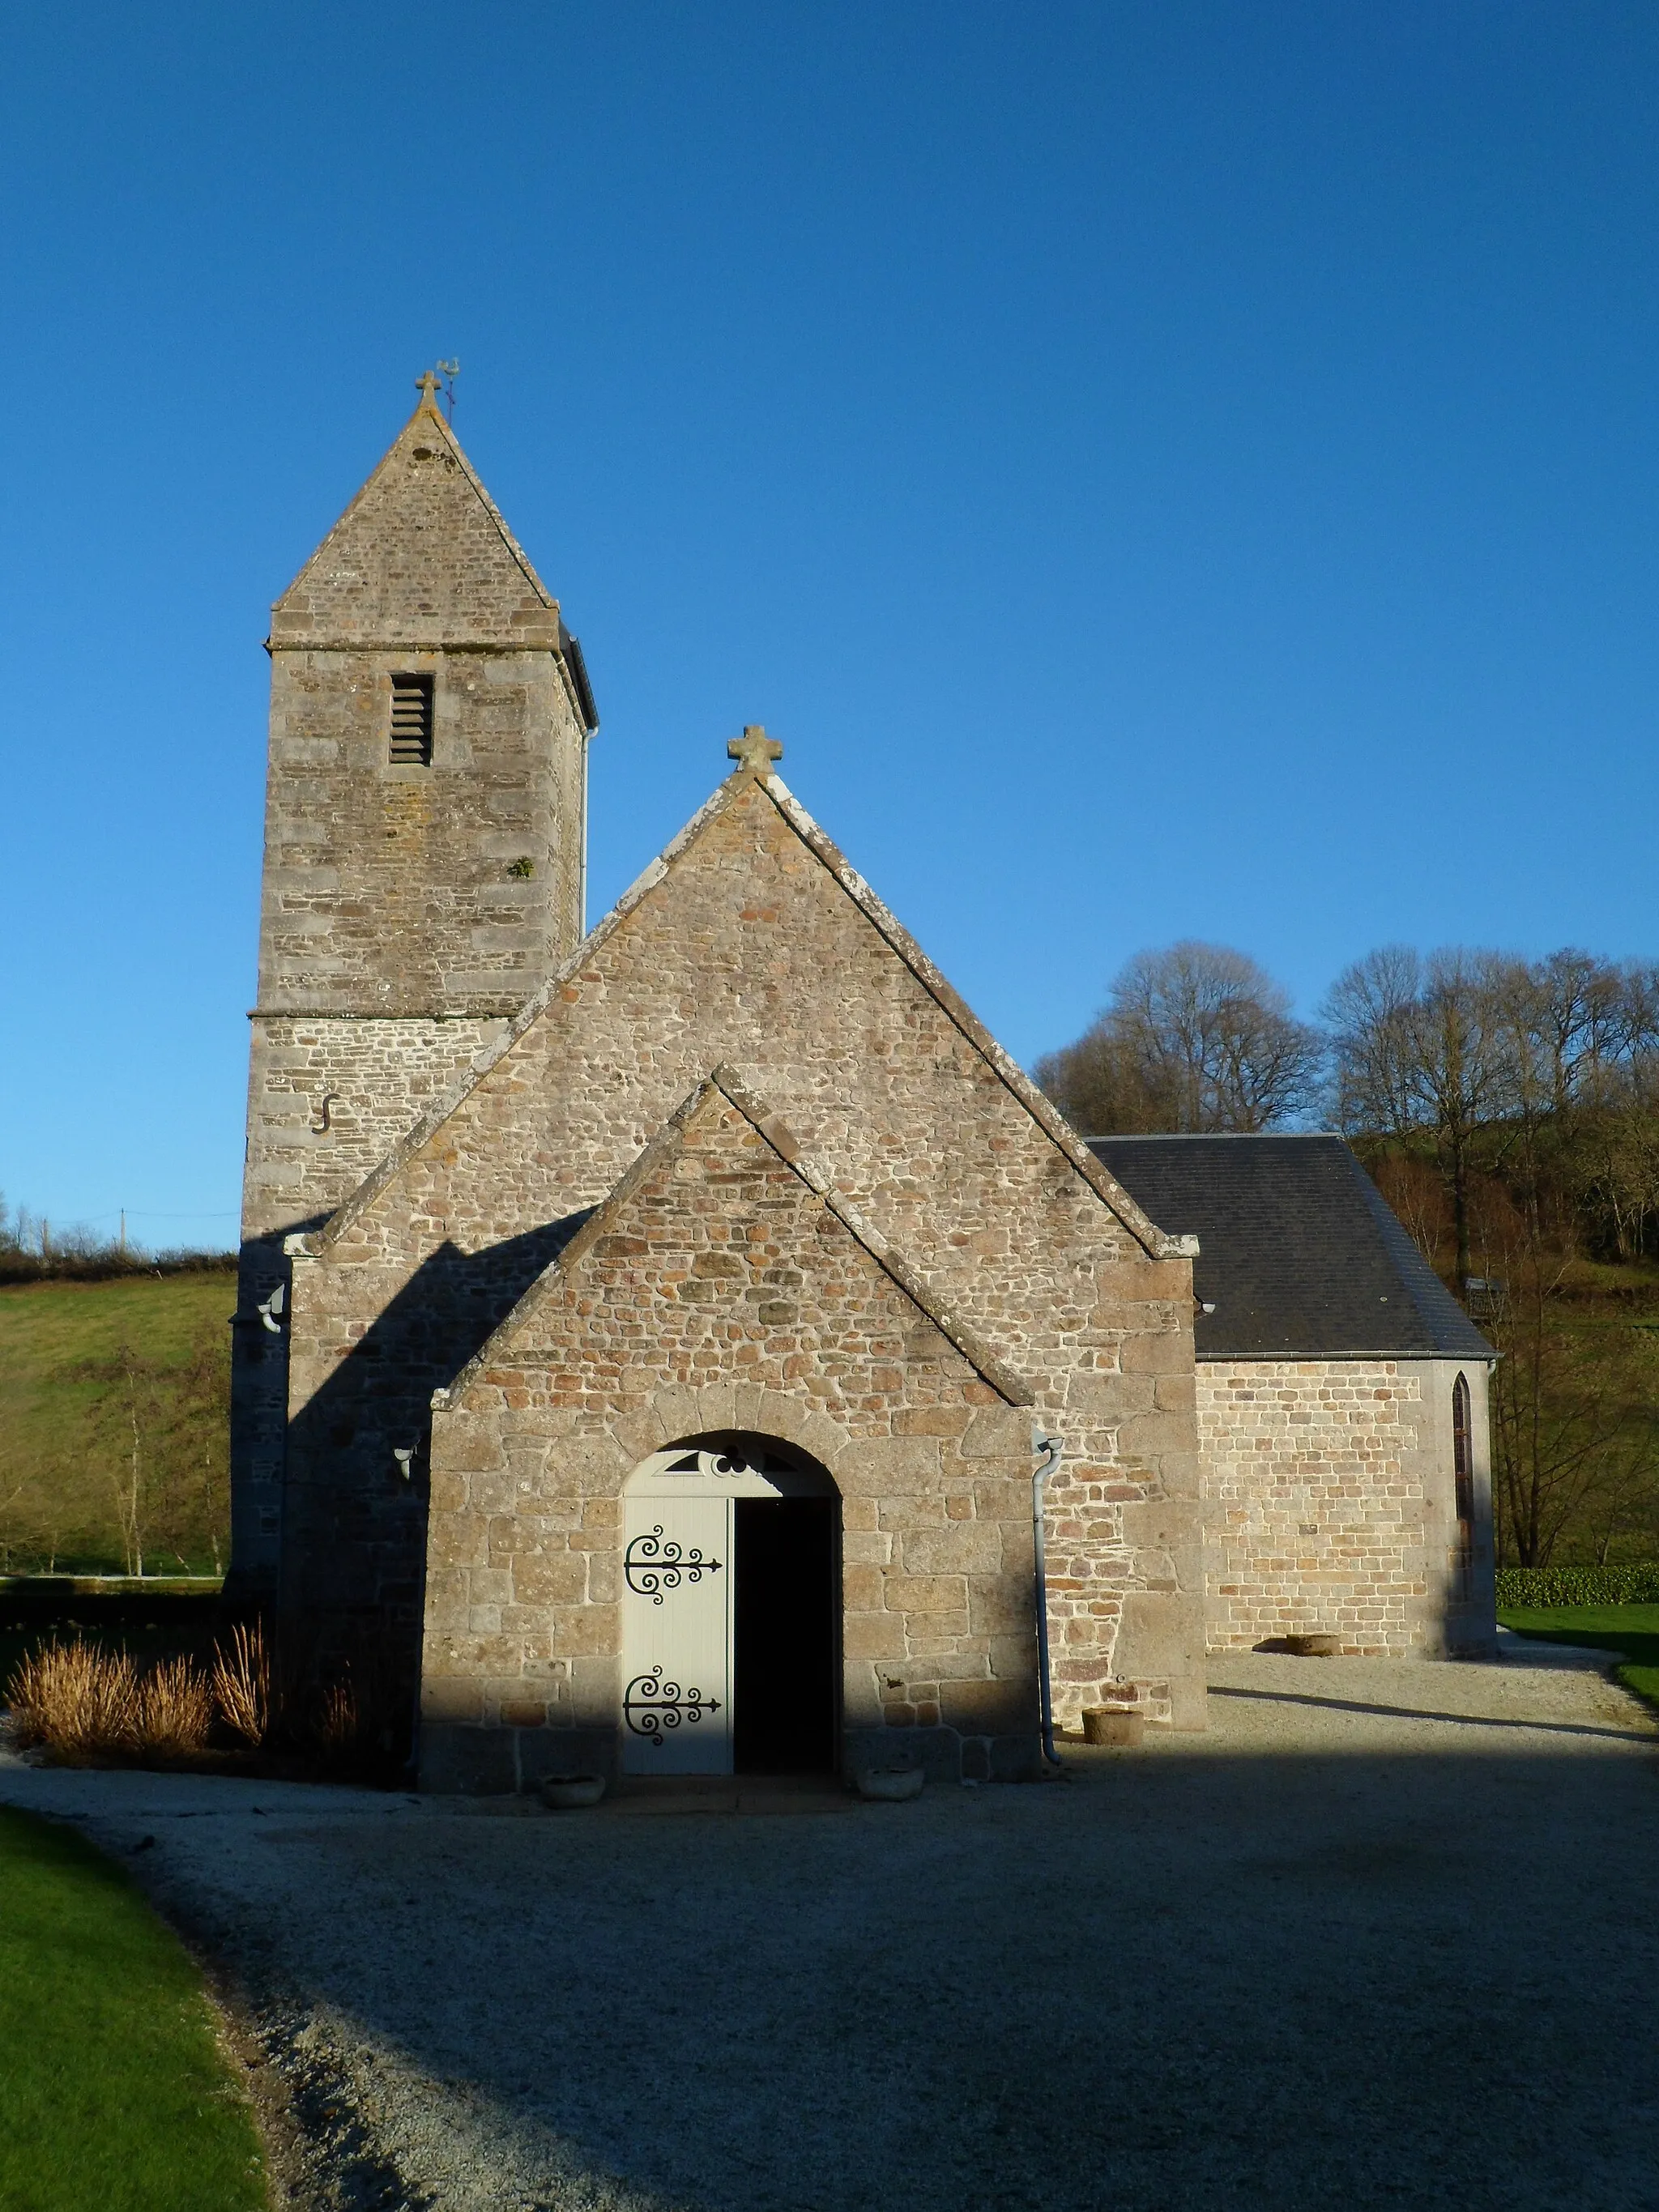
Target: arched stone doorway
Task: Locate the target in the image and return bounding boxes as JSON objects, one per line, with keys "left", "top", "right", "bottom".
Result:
{"left": 621, "top": 1434, "right": 840, "bottom": 1778}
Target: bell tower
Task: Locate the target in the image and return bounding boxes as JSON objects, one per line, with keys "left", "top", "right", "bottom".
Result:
{"left": 229, "top": 379, "right": 599, "bottom": 1595}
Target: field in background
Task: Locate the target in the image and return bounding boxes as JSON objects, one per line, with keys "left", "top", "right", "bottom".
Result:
{"left": 0, "top": 1269, "right": 233, "bottom": 1575}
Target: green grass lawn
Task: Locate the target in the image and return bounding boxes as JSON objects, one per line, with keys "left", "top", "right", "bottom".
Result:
{"left": 0, "top": 1268, "right": 232, "bottom": 1575}
{"left": 1498, "top": 1603, "right": 1659, "bottom": 1717}
{"left": 0, "top": 1808, "right": 266, "bottom": 2211}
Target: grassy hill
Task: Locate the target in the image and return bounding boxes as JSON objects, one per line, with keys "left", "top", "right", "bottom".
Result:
{"left": 0, "top": 1268, "right": 233, "bottom": 1575}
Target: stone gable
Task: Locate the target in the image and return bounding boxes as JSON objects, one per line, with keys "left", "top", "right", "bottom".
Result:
{"left": 299, "top": 769, "right": 1176, "bottom": 1290}
{"left": 270, "top": 396, "right": 563, "bottom": 648}
{"left": 315, "top": 769, "right": 1180, "bottom": 1272}
{"left": 421, "top": 1072, "right": 1042, "bottom": 1790}
{"left": 281, "top": 765, "right": 1205, "bottom": 1736}
{"left": 443, "top": 1067, "right": 1034, "bottom": 1409}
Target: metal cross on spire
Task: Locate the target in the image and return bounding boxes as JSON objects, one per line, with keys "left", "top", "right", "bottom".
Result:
{"left": 727, "top": 725, "right": 783, "bottom": 775}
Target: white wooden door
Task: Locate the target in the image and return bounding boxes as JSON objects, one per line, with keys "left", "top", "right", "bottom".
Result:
{"left": 621, "top": 1497, "right": 732, "bottom": 1775}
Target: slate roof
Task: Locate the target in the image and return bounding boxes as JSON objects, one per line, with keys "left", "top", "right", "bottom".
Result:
{"left": 1088, "top": 1133, "right": 1495, "bottom": 1363}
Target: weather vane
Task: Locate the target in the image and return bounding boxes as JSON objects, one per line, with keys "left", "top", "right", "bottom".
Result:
{"left": 418, "top": 360, "right": 461, "bottom": 420}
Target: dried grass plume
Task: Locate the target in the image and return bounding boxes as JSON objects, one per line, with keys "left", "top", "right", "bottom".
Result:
{"left": 211, "top": 1621, "right": 269, "bottom": 1749}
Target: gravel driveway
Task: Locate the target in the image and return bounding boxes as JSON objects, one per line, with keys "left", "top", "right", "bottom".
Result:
{"left": 5, "top": 1646, "right": 1657, "bottom": 2212}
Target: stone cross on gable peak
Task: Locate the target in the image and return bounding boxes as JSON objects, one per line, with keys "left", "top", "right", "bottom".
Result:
{"left": 727, "top": 725, "right": 783, "bottom": 776}
{"left": 415, "top": 369, "right": 441, "bottom": 407}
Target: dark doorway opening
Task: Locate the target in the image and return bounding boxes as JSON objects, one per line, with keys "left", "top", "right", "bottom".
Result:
{"left": 734, "top": 1497, "right": 838, "bottom": 1774}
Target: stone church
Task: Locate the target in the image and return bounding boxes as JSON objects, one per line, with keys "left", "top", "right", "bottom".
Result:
{"left": 232, "top": 385, "right": 1495, "bottom": 1792}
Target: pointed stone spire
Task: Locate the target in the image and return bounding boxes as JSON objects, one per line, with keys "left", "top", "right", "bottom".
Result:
{"left": 271, "top": 394, "right": 561, "bottom": 648}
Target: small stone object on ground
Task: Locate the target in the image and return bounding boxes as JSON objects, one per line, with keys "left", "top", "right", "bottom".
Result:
{"left": 539, "top": 1774, "right": 607, "bottom": 1809}
{"left": 1286, "top": 1633, "right": 1343, "bottom": 1657}
{"left": 1081, "top": 1709, "right": 1145, "bottom": 1748}
{"left": 855, "top": 1765, "right": 925, "bottom": 1801}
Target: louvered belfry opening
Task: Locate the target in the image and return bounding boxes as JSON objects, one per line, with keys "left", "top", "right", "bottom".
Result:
{"left": 389, "top": 674, "right": 435, "bottom": 765}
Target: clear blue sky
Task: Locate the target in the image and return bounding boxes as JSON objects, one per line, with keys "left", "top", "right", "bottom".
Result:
{"left": 3, "top": 3, "right": 1657, "bottom": 1247}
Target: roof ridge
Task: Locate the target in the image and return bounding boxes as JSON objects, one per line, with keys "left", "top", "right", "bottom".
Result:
{"left": 433, "top": 1066, "right": 1034, "bottom": 1411}
{"left": 1089, "top": 1130, "right": 1344, "bottom": 1144}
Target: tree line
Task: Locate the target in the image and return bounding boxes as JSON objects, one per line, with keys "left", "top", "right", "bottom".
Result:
{"left": 1035, "top": 941, "right": 1659, "bottom": 1568}
{"left": 0, "top": 1194, "right": 232, "bottom": 1285}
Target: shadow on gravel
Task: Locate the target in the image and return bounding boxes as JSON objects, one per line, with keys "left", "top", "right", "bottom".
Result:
{"left": 1208, "top": 1683, "right": 1650, "bottom": 1741}
{"left": 181, "top": 1733, "right": 1659, "bottom": 2212}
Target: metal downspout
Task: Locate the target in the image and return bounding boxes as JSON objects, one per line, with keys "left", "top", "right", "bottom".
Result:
{"left": 1032, "top": 1427, "right": 1065, "bottom": 1768}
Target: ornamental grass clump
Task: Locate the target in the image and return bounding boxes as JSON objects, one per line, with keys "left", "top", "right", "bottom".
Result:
{"left": 211, "top": 1622, "right": 269, "bottom": 1750}
{"left": 6, "top": 1639, "right": 218, "bottom": 1762}
{"left": 6, "top": 1637, "right": 139, "bottom": 1758}
{"left": 318, "top": 1676, "right": 360, "bottom": 1762}
{"left": 3, "top": 1620, "right": 390, "bottom": 1777}
{"left": 134, "top": 1655, "right": 214, "bottom": 1759}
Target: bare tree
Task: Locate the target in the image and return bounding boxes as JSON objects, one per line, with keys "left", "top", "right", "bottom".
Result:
{"left": 1533, "top": 949, "right": 1628, "bottom": 1110}
{"left": 1333, "top": 946, "right": 1659, "bottom": 1273}
{"left": 1614, "top": 960, "right": 1659, "bottom": 1065}
{"left": 0, "top": 1467, "right": 35, "bottom": 1575}
{"left": 1365, "top": 1149, "right": 1452, "bottom": 1274}
{"left": 111, "top": 1342, "right": 151, "bottom": 1578}
{"left": 1475, "top": 1192, "right": 1642, "bottom": 1568}
{"left": 1482, "top": 949, "right": 1631, "bottom": 1253}
{"left": 171, "top": 1326, "right": 231, "bottom": 1575}
{"left": 1032, "top": 1025, "right": 1173, "bottom": 1136}
{"left": 1037, "top": 942, "right": 1323, "bottom": 1136}
{"left": 1574, "top": 1080, "right": 1659, "bottom": 1259}
{"left": 1324, "top": 946, "right": 1513, "bottom": 1283}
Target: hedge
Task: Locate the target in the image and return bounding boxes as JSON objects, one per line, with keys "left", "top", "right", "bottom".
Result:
{"left": 1495, "top": 1563, "right": 1659, "bottom": 1608}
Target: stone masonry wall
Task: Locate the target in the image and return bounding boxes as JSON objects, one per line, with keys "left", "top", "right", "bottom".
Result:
{"left": 258, "top": 648, "right": 586, "bottom": 1019}
{"left": 421, "top": 1084, "right": 1039, "bottom": 1790}
{"left": 243, "top": 1015, "right": 507, "bottom": 1243}
{"left": 268, "top": 401, "right": 569, "bottom": 654}
{"left": 1198, "top": 1356, "right": 1494, "bottom": 1655}
{"left": 285, "top": 773, "right": 1206, "bottom": 1737}
{"left": 232, "top": 1015, "right": 504, "bottom": 1593}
